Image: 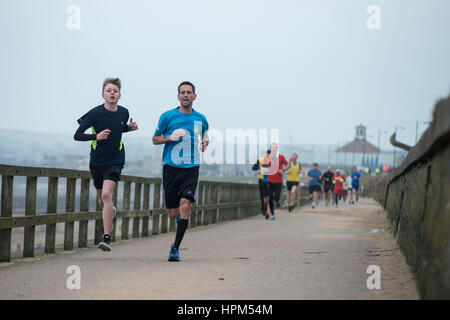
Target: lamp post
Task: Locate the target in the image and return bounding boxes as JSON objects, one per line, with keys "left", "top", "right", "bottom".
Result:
{"left": 344, "top": 141, "right": 348, "bottom": 171}
{"left": 393, "top": 125, "right": 405, "bottom": 167}
{"left": 415, "top": 120, "right": 431, "bottom": 144}
{"left": 377, "top": 130, "right": 388, "bottom": 168}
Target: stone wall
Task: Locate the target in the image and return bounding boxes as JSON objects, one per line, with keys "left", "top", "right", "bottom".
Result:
{"left": 363, "top": 95, "right": 450, "bottom": 299}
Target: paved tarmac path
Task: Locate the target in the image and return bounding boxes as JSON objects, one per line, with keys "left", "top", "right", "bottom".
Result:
{"left": 0, "top": 198, "right": 419, "bottom": 299}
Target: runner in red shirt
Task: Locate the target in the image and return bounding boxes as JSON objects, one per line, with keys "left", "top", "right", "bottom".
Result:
{"left": 262, "top": 143, "right": 288, "bottom": 220}
{"left": 332, "top": 169, "right": 346, "bottom": 208}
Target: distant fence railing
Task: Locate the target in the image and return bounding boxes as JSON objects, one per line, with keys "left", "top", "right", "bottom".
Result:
{"left": 0, "top": 164, "right": 262, "bottom": 262}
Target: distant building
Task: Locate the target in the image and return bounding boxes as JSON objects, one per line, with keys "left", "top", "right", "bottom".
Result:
{"left": 335, "top": 124, "right": 380, "bottom": 154}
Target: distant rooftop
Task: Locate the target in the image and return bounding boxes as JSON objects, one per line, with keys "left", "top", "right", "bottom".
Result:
{"left": 335, "top": 124, "right": 380, "bottom": 154}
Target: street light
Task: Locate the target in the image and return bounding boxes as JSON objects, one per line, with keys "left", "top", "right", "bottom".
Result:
{"left": 415, "top": 120, "right": 431, "bottom": 144}
{"left": 393, "top": 125, "right": 405, "bottom": 167}
{"left": 377, "top": 130, "right": 388, "bottom": 168}
{"left": 362, "top": 134, "right": 373, "bottom": 168}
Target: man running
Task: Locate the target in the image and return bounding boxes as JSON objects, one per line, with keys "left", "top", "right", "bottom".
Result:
{"left": 152, "top": 81, "right": 209, "bottom": 262}
{"left": 332, "top": 169, "right": 345, "bottom": 208}
{"left": 307, "top": 163, "right": 322, "bottom": 209}
{"left": 321, "top": 166, "right": 334, "bottom": 206}
{"left": 286, "top": 153, "right": 301, "bottom": 212}
{"left": 252, "top": 150, "right": 270, "bottom": 216}
{"left": 263, "top": 143, "right": 288, "bottom": 220}
{"left": 74, "top": 77, "right": 138, "bottom": 251}
{"left": 350, "top": 166, "right": 361, "bottom": 204}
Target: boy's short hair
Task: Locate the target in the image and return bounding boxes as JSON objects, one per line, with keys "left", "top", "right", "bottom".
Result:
{"left": 103, "top": 78, "right": 121, "bottom": 92}
{"left": 178, "top": 81, "right": 195, "bottom": 94}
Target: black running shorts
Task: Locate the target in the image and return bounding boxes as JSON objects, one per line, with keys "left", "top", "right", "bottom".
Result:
{"left": 352, "top": 184, "right": 359, "bottom": 192}
{"left": 324, "top": 184, "right": 334, "bottom": 193}
{"left": 309, "top": 185, "right": 321, "bottom": 194}
{"left": 258, "top": 180, "right": 269, "bottom": 197}
{"left": 286, "top": 181, "right": 299, "bottom": 191}
{"left": 89, "top": 164, "right": 123, "bottom": 190}
{"left": 163, "top": 164, "right": 200, "bottom": 209}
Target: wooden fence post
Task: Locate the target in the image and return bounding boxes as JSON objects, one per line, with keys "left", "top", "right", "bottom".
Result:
{"left": 197, "top": 183, "right": 204, "bottom": 227}
{"left": 202, "top": 183, "right": 210, "bottom": 226}
{"left": 0, "top": 175, "right": 14, "bottom": 262}
{"left": 23, "top": 176, "right": 37, "bottom": 257}
{"left": 152, "top": 183, "right": 160, "bottom": 235}
{"left": 121, "top": 181, "right": 131, "bottom": 240}
{"left": 142, "top": 183, "right": 150, "bottom": 237}
{"left": 78, "top": 178, "right": 89, "bottom": 248}
{"left": 64, "top": 178, "right": 76, "bottom": 251}
{"left": 45, "top": 177, "right": 58, "bottom": 253}
{"left": 132, "top": 182, "right": 142, "bottom": 238}
{"left": 218, "top": 184, "right": 226, "bottom": 222}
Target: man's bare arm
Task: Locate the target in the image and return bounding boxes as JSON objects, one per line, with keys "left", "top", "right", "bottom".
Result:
{"left": 152, "top": 134, "right": 167, "bottom": 145}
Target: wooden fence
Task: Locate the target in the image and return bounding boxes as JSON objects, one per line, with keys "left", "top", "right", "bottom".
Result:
{"left": 0, "top": 164, "right": 262, "bottom": 262}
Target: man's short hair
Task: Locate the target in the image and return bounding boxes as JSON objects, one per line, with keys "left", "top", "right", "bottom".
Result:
{"left": 103, "top": 78, "right": 121, "bottom": 92}
{"left": 313, "top": 163, "right": 318, "bottom": 167}
{"left": 178, "top": 81, "right": 195, "bottom": 94}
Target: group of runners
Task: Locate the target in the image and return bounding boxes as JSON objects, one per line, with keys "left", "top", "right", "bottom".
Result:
{"left": 253, "top": 153, "right": 363, "bottom": 216}
{"left": 307, "top": 165, "right": 361, "bottom": 208}
{"left": 74, "top": 78, "right": 208, "bottom": 262}
{"left": 74, "top": 77, "right": 364, "bottom": 262}
{"left": 252, "top": 146, "right": 301, "bottom": 219}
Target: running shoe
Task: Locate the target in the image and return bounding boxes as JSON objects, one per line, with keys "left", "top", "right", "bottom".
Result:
{"left": 335, "top": 204, "right": 338, "bottom": 208}
{"left": 312, "top": 202, "right": 316, "bottom": 209}
{"left": 98, "top": 234, "right": 111, "bottom": 251}
{"left": 269, "top": 215, "right": 275, "bottom": 220}
{"left": 288, "top": 206, "right": 292, "bottom": 212}
{"left": 101, "top": 206, "right": 116, "bottom": 234}
{"left": 168, "top": 245, "right": 180, "bottom": 262}
{"left": 265, "top": 211, "right": 270, "bottom": 220}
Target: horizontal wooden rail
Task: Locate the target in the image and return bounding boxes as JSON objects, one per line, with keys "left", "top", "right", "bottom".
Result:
{"left": 0, "top": 201, "right": 260, "bottom": 230}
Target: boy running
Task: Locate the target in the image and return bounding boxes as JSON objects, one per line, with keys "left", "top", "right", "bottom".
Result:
{"left": 74, "top": 77, "right": 138, "bottom": 251}
{"left": 152, "top": 81, "right": 209, "bottom": 262}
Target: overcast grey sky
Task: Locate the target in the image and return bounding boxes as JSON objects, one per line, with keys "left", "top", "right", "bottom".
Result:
{"left": 1, "top": 0, "right": 449, "bottom": 150}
